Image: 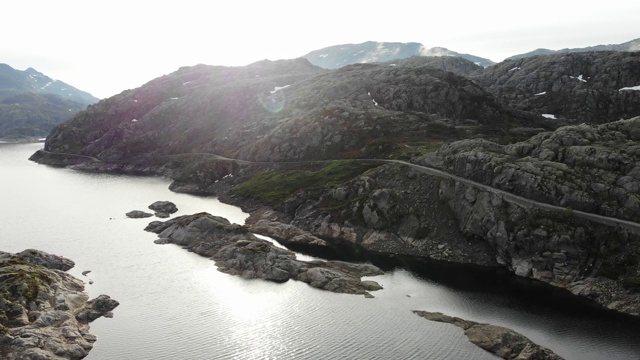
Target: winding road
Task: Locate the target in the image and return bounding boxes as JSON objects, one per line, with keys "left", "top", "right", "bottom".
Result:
{"left": 37, "top": 149, "right": 640, "bottom": 234}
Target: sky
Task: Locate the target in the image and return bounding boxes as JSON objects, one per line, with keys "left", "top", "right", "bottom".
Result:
{"left": 2, "top": 0, "right": 639, "bottom": 99}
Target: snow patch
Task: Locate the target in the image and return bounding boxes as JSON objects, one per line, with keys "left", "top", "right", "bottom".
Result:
{"left": 619, "top": 85, "right": 640, "bottom": 91}
{"left": 133, "top": 100, "right": 138, "bottom": 103}
{"left": 131, "top": 119, "right": 138, "bottom": 122}
{"left": 367, "top": 92, "right": 379, "bottom": 106}
{"left": 270, "top": 85, "right": 290, "bottom": 94}
{"left": 182, "top": 81, "right": 191, "bottom": 86}
{"left": 170, "top": 97, "right": 179, "bottom": 100}
{"left": 40, "top": 81, "right": 53, "bottom": 89}
{"left": 542, "top": 114, "right": 556, "bottom": 119}
{"left": 570, "top": 75, "right": 587, "bottom": 82}
{"left": 389, "top": 64, "right": 397, "bottom": 67}
{"left": 474, "top": 62, "right": 482, "bottom": 66}
{"left": 534, "top": 91, "right": 547, "bottom": 96}
{"left": 508, "top": 67, "right": 521, "bottom": 72}
{"left": 318, "top": 54, "right": 328, "bottom": 58}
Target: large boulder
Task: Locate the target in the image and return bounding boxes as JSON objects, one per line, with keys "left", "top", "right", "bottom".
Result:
{"left": 148, "top": 201, "right": 178, "bottom": 214}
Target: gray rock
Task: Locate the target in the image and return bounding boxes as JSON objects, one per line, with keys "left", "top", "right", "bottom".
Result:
{"left": 147, "top": 213, "right": 383, "bottom": 295}
{"left": 414, "top": 311, "right": 564, "bottom": 359}
{"left": 15, "top": 249, "right": 75, "bottom": 271}
{"left": 148, "top": 201, "right": 178, "bottom": 214}
{"left": 0, "top": 250, "right": 118, "bottom": 360}
{"left": 126, "top": 210, "right": 153, "bottom": 218}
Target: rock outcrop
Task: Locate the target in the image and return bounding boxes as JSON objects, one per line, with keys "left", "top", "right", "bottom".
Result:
{"left": 0, "top": 249, "right": 118, "bottom": 360}
{"left": 413, "top": 311, "right": 564, "bottom": 360}
{"left": 144, "top": 213, "right": 383, "bottom": 296}
{"left": 472, "top": 52, "right": 640, "bottom": 124}
{"left": 418, "top": 117, "right": 640, "bottom": 222}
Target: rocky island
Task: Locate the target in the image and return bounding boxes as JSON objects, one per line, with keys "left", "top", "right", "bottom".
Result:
{"left": 0, "top": 249, "right": 118, "bottom": 359}
{"left": 414, "top": 311, "right": 564, "bottom": 359}
{"left": 145, "top": 212, "right": 383, "bottom": 296}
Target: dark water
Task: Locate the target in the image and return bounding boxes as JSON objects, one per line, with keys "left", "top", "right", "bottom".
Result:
{"left": 1, "top": 143, "right": 639, "bottom": 360}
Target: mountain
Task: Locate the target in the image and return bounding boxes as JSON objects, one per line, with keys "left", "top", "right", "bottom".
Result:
{"left": 30, "top": 53, "right": 640, "bottom": 317}
{"left": 0, "top": 63, "right": 99, "bottom": 140}
{"left": 38, "top": 57, "right": 538, "bottom": 164}
{"left": 507, "top": 37, "right": 640, "bottom": 60}
{"left": 472, "top": 51, "right": 640, "bottom": 124}
{"left": 303, "top": 41, "right": 495, "bottom": 69}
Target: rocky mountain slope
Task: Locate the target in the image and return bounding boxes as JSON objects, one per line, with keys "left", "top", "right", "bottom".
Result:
{"left": 40, "top": 57, "right": 540, "bottom": 164}
{"left": 508, "top": 37, "right": 640, "bottom": 60}
{"left": 30, "top": 51, "right": 640, "bottom": 316}
{"left": 303, "top": 41, "right": 495, "bottom": 69}
{"left": 0, "top": 63, "right": 99, "bottom": 140}
{"left": 472, "top": 52, "right": 640, "bottom": 124}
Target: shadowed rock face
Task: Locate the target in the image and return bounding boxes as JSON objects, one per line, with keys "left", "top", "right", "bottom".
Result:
{"left": 472, "top": 52, "right": 640, "bottom": 124}
{"left": 0, "top": 249, "right": 118, "bottom": 360}
{"left": 413, "top": 311, "right": 564, "bottom": 360}
{"left": 144, "top": 213, "right": 383, "bottom": 296}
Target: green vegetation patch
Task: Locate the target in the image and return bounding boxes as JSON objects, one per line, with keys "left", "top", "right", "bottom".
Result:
{"left": 232, "top": 160, "right": 379, "bottom": 206}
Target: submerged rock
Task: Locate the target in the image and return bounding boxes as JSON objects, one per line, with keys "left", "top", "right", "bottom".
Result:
{"left": 413, "top": 311, "right": 564, "bottom": 360}
{"left": 126, "top": 210, "right": 153, "bottom": 218}
{"left": 0, "top": 250, "right": 118, "bottom": 360}
{"left": 145, "top": 212, "right": 383, "bottom": 296}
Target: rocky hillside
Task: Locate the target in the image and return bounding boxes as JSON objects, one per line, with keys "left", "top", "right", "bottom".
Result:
{"left": 303, "top": 41, "right": 495, "bottom": 69}
{"left": 508, "top": 37, "right": 640, "bottom": 60}
{"left": 472, "top": 52, "right": 640, "bottom": 124}
{"left": 0, "top": 63, "right": 98, "bottom": 140}
{"left": 40, "top": 57, "right": 540, "bottom": 164}
{"left": 31, "top": 51, "right": 640, "bottom": 317}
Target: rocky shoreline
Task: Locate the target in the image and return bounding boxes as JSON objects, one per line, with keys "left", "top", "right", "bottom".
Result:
{"left": 0, "top": 249, "right": 118, "bottom": 360}
{"left": 30, "top": 134, "right": 640, "bottom": 317}
{"left": 413, "top": 311, "right": 564, "bottom": 359}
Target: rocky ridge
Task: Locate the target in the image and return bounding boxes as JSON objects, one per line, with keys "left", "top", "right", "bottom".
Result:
{"left": 507, "top": 37, "right": 640, "bottom": 60}
{"left": 303, "top": 41, "right": 495, "bottom": 69}
{"left": 0, "top": 63, "right": 99, "bottom": 140}
{"left": 0, "top": 249, "right": 118, "bottom": 359}
{"left": 413, "top": 311, "right": 564, "bottom": 359}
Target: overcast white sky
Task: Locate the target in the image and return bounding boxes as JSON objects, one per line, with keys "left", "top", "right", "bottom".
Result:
{"left": 2, "top": 0, "right": 638, "bottom": 99}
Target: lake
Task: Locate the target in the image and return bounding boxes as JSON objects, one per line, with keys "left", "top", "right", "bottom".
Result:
{"left": 1, "top": 143, "right": 639, "bottom": 359}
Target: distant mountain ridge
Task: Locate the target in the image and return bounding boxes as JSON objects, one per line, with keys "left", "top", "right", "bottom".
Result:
{"left": 0, "top": 63, "right": 99, "bottom": 140}
{"left": 507, "top": 37, "right": 640, "bottom": 60}
{"left": 0, "top": 64, "right": 98, "bottom": 104}
{"left": 303, "top": 41, "right": 495, "bottom": 69}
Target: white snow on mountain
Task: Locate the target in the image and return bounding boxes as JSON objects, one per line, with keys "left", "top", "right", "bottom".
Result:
{"left": 534, "top": 91, "right": 547, "bottom": 96}
{"left": 619, "top": 85, "right": 640, "bottom": 91}
{"left": 542, "top": 114, "right": 556, "bottom": 119}
{"left": 570, "top": 75, "right": 587, "bottom": 82}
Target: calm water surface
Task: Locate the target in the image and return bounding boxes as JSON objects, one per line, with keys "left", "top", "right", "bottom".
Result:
{"left": 1, "top": 143, "right": 639, "bottom": 359}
